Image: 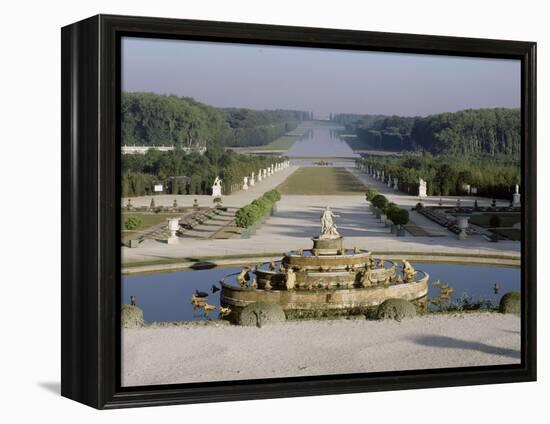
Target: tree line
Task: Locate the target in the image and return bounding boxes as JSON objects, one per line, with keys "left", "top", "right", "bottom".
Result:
{"left": 122, "top": 147, "right": 285, "bottom": 197}
{"left": 358, "top": 153, "right": 520, "bottom": 199}
{"left": 335, "top": 108, "right": 520, "bottom": 157}
{"left": 122, "top": 92, "right": 309, "bottom": 149}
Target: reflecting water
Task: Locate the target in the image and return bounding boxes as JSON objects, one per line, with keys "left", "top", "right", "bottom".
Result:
{"left": 122, "top": 262, "right": 520, "bottom": 323}
{"left": 287, "top": 124, "right": 359, "bottom": 158}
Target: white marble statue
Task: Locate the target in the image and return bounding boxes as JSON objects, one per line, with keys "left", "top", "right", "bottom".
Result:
{"left": 393, "top": 177, "right": 399, "bottom": 191}
{"left": 211, "top": 176, "right": 222, "bottom": 198}
{"left": 242, "top": 176, "right": 249, "bottom": 190}
{"left": 418, "top": 178, "right": 427, "bottom": 198}
{"left": 249, "top": 172, "right": 255, "bottom": 187}
{"left": 257, "top": 169, "right": 262, "bottom": 182}
{"left": 513, "top": 184, "right": 521, "bottom": 207}
{"left": 320, "top": 206, "right": 340, "bottom": 239}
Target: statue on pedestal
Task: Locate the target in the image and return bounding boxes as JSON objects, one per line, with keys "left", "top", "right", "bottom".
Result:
{"left": 418, "top": 178, "right": 427, "bottom": 198}
{"left": 512, "top": 184, "right": 521, "bottom": 207}
{"left": 211, "top": 176, "right": 222, "bottom": 198}
{"left": 320, "top": 206, "right": 340, "bottom": 239}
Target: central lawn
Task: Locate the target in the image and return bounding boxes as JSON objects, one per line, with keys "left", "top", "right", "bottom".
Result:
{"left": 252, "top": 135, "right": 297, "bottom": 151}
{"left": 277, "top": 167, "right": 366, "bottom": 195}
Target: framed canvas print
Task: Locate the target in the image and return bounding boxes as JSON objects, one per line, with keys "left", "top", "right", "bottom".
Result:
{"left": 61, "top": 14, "right": 536, "bottom": 409}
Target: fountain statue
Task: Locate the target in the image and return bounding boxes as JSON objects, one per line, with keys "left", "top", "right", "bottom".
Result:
{"left": 320, "top": 206, "right": 340, "bottom": 239}
{"left": 220, "top": 210, "right": 430, "bottom": 322}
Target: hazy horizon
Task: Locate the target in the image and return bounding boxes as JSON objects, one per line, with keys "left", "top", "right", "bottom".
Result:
{"left": 122, "top": 37, "right": 520, "bottom": 118}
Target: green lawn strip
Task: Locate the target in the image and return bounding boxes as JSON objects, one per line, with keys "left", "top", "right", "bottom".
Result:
{"left": 276, "top": 167, "right": 366, "bottom": 195}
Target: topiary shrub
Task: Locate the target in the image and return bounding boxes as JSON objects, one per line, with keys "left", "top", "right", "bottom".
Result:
{"left": 371, "top": 194, "right": 389, "bottom": 210}
{"left": 235, "top": 204, "right": 261, "bottom": 228}
{"left": 124, "top": 215, "right": 142, "bottom": 230}
{"left": 252, "top": 197, "right": 272, "bottom": 216}
{"left": 238, "top": 302, "right": 286, "bottom": 327}
{"left": 264, "top": 189, "right": 281, "bottom": 203}
{"left": 121, "top": 304, "right": 144, "bottom": 328}
{"left": 376, "top": 298, "right": 417, "bottom": 321}
{"left": 499, "top": 291, "right": 520, "bottom": 314}
{"left": 390, "top": 208, "right": 410, "bottom": 226}
{"left": 366, "top": 188, "right": 379, "bottom": 201}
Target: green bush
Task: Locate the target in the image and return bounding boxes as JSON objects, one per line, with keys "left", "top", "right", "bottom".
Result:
{"left": 121, "top": 304, "right": 144, "bottom": 328}
{"left": 499, "top": 291, "right": 520, "bottom": 314}
{"left": 124, "top": 215, "right": 142, "bottom": 230}
{"left": 235, "top": 204, "right": 260, "bottom": 228}
{"left": 264, "top": 189, "right": 281, "bottom": 203}
{"left": 371, "top": 194, "right": 389, "bottom": 210}
{"left": 366, "top": 188, "right": 379, "bottom": 201}
{"left": 235, "top": 191, "right": 281, "bottom": 228}
{"left": 390, "top": 208, "right": 410, "bottom": 226}
{"left": 252, "top": 197, "right": 272, "bottom": 216}
{"left": 238, "top": 302, "right": 286, "bottom": 327}
{"left": 376, "top": 298, "right": 417, "bottom": 321}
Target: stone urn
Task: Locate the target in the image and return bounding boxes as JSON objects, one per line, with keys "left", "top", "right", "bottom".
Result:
{"left": 167, "top": 217, "right": 180, "bottom": 244}
{"left": 456, "top": 215, "right": 470, "bottom": 240}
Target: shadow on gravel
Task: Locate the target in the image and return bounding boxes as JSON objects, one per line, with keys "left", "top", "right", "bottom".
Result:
{"left": 411, "top": 335, "right": 520, "bottom": 360}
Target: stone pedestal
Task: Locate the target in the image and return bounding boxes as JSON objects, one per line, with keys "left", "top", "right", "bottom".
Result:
{"left": 311, "top": 236, "right": 344, "bottom": 255}
{"left": 512, "top": 192, "right": 521, "bottom": 207}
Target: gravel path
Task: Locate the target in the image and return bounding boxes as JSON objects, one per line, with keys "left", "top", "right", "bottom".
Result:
{"left": 122, "top": 313, "right": 521, "bottom": 387}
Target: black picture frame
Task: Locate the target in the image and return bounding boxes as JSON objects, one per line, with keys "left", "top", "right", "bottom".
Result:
{"left": 61, "top": 14, "right": 537, "bottom": 409}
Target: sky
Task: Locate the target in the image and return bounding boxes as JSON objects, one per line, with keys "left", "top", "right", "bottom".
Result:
{"left": 122, "top": 37, "right": 520, "bottom": 118}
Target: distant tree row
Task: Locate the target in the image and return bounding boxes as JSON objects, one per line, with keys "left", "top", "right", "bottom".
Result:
{"left": 121, "top": 147, "right": 285, "bottom": 197}
{"left": 358, "top": 153, "right": 520, "bottom": 199}
{"left": 335, "top": 108, "right": 520, "bottom": 157}
{"left": 122, "top": 92, "right": 309, "bottom": 149}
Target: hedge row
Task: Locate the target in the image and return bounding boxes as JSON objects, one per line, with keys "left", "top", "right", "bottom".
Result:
{"left": 235, "top": 190, "right": 281, "bottom": 229}
{"left": 368, "top": 191, "right": 409, "bottom": 226}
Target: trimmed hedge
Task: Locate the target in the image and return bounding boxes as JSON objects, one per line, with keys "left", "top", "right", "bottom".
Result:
{"left": 370, "top": 194, "right": 409, "bottom": 226}
{"left": 366, "top": 188, "right": 379, "bottom": 201}
{"left": 499, "top": 291, "right": 520, "bottom": 314}
{"left": 121, "top": 304, "right": 144, "bottom": 328}
{"left": 376, "top": 298, "right": 417, "bottom": 321}
{"left": 388, "top": 207, "right": 409, "bottom": 226}
{"left": 371, "top": 194, "right": 389, "bottom": 210}
{"left": 235, "top": 190, "right": 281, "bottom": 229}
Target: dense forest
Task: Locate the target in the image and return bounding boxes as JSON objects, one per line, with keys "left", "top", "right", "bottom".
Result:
{"left": 122, "top": 92, "right": 309, "bottom": 148}
{"left": 335, "top": 108, "right": 520, "bottom": 157}
{"left": 358, "top": 153, "right": 520, "bottom": 199}
{"left": 121, "top": 92, "right": 307, "bottom": 197}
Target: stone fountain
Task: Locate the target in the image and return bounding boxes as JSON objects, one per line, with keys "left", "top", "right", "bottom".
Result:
{"left": 220, "top": 207, "right": 429, "bottom": 321}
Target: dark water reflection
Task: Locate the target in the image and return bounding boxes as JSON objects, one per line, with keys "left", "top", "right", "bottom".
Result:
{"left": 122, "top": 262, "right": 519, "bottom": 323}
{"left": 287, "top": 124, "right": 359, "bottom": 158}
